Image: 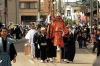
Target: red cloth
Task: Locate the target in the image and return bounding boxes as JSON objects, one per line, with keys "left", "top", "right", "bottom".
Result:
{"left": 81, "top": 16, "right": 86, "bottom": 21}
{"left": 48, "top": 17, "right": 69, "bottom": 47}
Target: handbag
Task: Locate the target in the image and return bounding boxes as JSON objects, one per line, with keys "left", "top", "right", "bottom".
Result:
{"left": 86, "top": 42, "right": 90, "bottom": 45}
{"left": 86, "top": 40, "right": 90, "bottom": 45}
{"left": 24, "top": 43, "right": 31, "bottom": 55}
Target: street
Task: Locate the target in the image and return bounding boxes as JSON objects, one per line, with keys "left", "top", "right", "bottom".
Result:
{"left": 12, "top": 38, "right": 96, "bottom": 66}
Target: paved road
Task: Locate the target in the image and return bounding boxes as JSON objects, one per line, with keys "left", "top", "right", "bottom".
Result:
{"left": 12, "top": 38, "right": 96, "bottom": 66}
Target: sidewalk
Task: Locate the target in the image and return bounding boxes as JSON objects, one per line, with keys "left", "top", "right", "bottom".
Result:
{"left": 12, "top": 39, "right": 96, "bottom": 66}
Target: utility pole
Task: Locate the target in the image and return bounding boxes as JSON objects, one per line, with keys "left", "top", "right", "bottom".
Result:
{"left": 53, "top": 0, "right": 55, "bottom": 17}
{"left": 97, "top": 0, "right": 99, "bottom": 28}
{"left": 90, "top": 0, "right": 93, "bottom": 33}
{"left": 59, "top": 0, "right": 61, "bottom": 13}
{"left": 37, "top": 0, "right": 40, "bottom": 25}
{"left": 4, "top": 0, "right": 7, "bottom": 27}
{"left": 57, "top": 0, "right": 58, "bottom": 13}
{"left": 15, "top": 0, "right": 18, "bottom": 24}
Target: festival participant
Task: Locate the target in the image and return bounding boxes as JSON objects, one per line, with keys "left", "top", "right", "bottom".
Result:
{"left": 66, "top": 26, "right": 76, "bottom": 63}
{"left": 33, "top": 27, "right": 41, "bottom": 59}
{"left": 25, "top": 23, "right": 37, "bottom": 58}
{"left": 49, "top": 15, "right": 69, "bottom": 50}
{"left": 96, "top": 29, "right": 100, "bottom": 56}
{"left": 91, "top": 32, "right": 97, "bottom": 53}
{"left": 0, "top": 27, "right": 17, "bottom": 66}
{"left": 38, "top": 27, "right": 47, "bottom": 63}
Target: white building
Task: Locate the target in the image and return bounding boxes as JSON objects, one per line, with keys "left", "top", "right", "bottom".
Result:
{"left": 62, "top": 1, "right": 83, "bottom": 23}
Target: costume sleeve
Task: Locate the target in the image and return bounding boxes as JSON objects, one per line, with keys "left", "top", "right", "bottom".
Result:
{"left": 33, "top": 33, "right": 37, "bottom": 46}
{"left": 9, "top": 43, "right": 17, "bottom": 61}
{"left": 38, "top": 35, "right": 41, "bottom": 45}
{"left": 25, "top": 30, "right": 31, "bottom": 39}
{"left": 50, "top": 24, "right": 55, "bottom": 38}
{"left": 33, "top": 33, "right": 36, "bottom": 43}
{"left": 63, "top": 24, "right": 69, "bottom": 36}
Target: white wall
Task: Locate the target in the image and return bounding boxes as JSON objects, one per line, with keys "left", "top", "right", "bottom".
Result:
{"left": 65, "top": 7, "right": 82, "bottom": 21}
{"left": 62, "top": 0, "right": 80, "bottom": 2}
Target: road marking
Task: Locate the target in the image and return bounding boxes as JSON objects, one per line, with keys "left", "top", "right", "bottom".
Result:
{"left": 84, "top": 49, "right": 96, "bottom": 58}
{"left": 29, "top": 59, "right": 34, "bottom": 64}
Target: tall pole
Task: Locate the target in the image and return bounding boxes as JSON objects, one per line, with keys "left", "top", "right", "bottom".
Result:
{"left": 64, "top": 0, "right": 66, "bottom": 21}
{"left": 53, "top": 0, "right": 55, "bottom": 17}
{"left": 57, "top": 0, "right": 58, "bottom": 13}
{"left": 4, "top": 0, "right": 7, "bottom": 27}
{"left": 90, "top": 0, "right": 93, "bottom": 33}
{"left": 59, "top": 0, "right": 61, "bottom": 13}
{"left": 15, "top": 0, "right": 18, "bottom": 24}
{"left": 97, "top": 0, "right": 99, "bottom": 28}
{"left": 67, "top": 0, "right": 69, "bottom": 25}
{"left": 37, "top": 0, "right": 40, "bottom": 25}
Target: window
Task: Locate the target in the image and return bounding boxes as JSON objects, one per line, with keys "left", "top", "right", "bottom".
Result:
{"left": 21, "top": 16, "right": 36, "bottom": 22}
{"left": 74, "top": 10, "right": 76, "bottom": 13}
{"left": 20, "top": 2, "right": 37, "bottom": 9}
{"left": 30, "top": 2, "right": 37, "bottom": 9}
{"left": 20, "top": 3, "right": 25, "bottom": 8}
{"left": 25, "top": 3, "right": 30, "bottom": 9}
{"left": 30, "top": 3, "right": 34, "bottom": 8}
{"left": 34, "top": 2, "right": 38, "bottom": 8}
{"left": 67, "top": 10, "right": 71, "bottom": 16}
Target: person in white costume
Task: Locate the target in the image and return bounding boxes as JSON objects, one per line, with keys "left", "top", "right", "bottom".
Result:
{"left": 25, "top": 23, "right": 37, "bottom": 58}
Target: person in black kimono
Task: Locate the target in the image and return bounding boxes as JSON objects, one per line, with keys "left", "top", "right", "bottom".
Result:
{"left": 14, "top": 25, "right": 21, "bottom": 40}
{"left": 86, "top": 25, "right": 90, "bottom": 40}
{"left": 46, "top": 25, "right": 56, "bottom": 62}
{"left": 77, "top": 29, "right": 82, "bottom": 48}
{"left": 96, "top": 29, "right": 100, "bottom": 56}
{"left": 38, "top": 27, "right": 47, "bottom": 63}
{"left": 62, "top": 35, "right": 68, "bottom": 62}
{"left": 33, "top": 27, "right": 41, "bottom": 59}
{"left": 62, "top": 26, "right": 69, "bottom": 62}
{"left": 67, "top": 27, "right": 76, "bottom": 63}
{"left": 0, "top": 27, "right": 17, "bottom": 66}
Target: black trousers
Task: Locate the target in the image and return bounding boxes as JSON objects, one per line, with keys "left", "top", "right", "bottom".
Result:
{"left": 61, "top": 44, "right": 69, "bottom": 59}
{"left": 77, "top": 39, "right": 82, "bottom": 48}
{"left": 40, "top": 45, "right": 47, "bottom": 60}
{"left": 67, "top": 43, "right": 76, "bottom": 61}
{"left": 16, "top": 34, "right": 20, "bottom": 39}
{"left": 93, "top": 42, "right": 97, "bottom": 52}
{"left": 47, "top": 39, "right": 56, "bottom": 58}
{"left": 97, "top": 45, "right": 100, "bottom": 56}
{"left": 35, "top": 44, "right": 40, "bottom": 58}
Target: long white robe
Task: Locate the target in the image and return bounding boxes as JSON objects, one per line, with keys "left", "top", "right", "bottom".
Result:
{"left": 25, "top": 29, "right": 37, "bottom": 55}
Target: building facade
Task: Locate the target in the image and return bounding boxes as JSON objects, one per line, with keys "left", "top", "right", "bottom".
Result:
{"left": 2, "top": 0, "right": 49, "bottom": 28}
{"left": 19, "top": 0, "right": 49, "bottom": 25}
